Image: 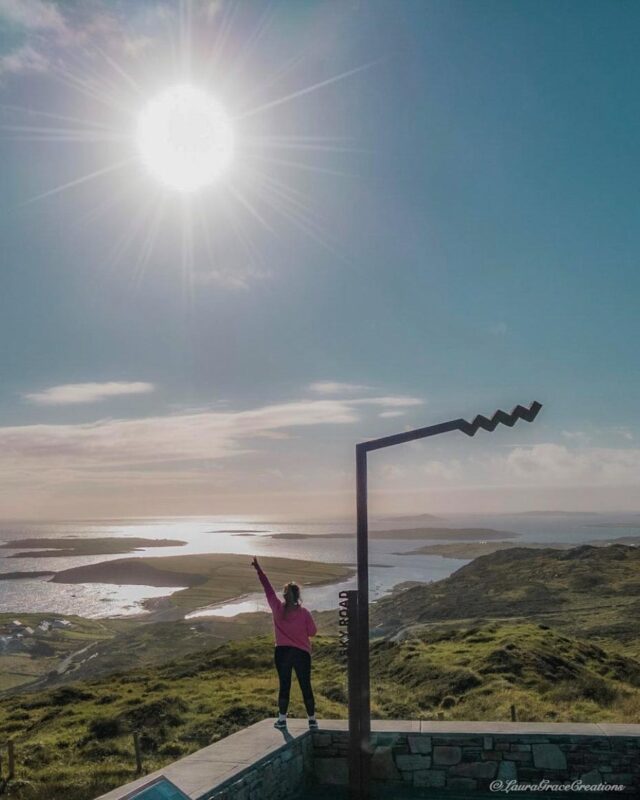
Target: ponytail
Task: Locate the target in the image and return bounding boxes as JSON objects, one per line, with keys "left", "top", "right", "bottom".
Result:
{"left": 283, "top": 582, "right": 301, "bottom": 615}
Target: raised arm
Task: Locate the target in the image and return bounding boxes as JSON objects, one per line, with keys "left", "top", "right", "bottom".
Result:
{"left": 251, "top": 557, "right": 281, "bottom": 612}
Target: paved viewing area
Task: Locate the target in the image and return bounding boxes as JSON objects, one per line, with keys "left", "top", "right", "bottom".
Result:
{"left": 96, "top": 719, "right": 640, "bottom": 800}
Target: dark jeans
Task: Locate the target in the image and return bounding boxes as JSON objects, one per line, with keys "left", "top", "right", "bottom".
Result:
{"left": 274, "top": 645, "right": 315, "bottom": 716}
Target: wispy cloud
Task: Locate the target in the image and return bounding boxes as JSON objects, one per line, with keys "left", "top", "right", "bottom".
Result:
{"left": 390, "top": 443, "right": 640, "bottom": 489}
{"left": 0, "top": 0, "right": 66, "bottom": 32}
{"left": 505, "top": 443, "right": 640, "bottom": 484}
{"left": 358, "top": 396, "right": 422, "bottom": 408}
{"left": 562, "top": 430, "right": 589, "bottom": 442}
{"left": 0, "top": 0, "right": 174, "bottom": 77}
{"left": 0, "top": 44, "right": 48, "bottom": 75}
{"left": 0, "top": 0, "right": 70, "bottom": 76}
{"left": 25, "top": 381, "right": 155, "bottom": 406}
{"left": 0, "top": 394, "right": 421, "bottom": 479}
{"left": 309, "top": 381, "right": 371, "bottom": 395}
{"left": 0, "top": 0, "right": 239, "bottom": 79}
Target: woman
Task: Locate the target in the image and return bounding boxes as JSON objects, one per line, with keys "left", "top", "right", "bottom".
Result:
{"left": 251, "top": 556, "right": 318, "bottom": 729}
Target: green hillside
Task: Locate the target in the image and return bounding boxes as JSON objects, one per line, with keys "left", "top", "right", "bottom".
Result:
{"left": 374, "top": 544, "right": 640, "bottom": 655}
{"left": 2, "top": 624, "right": 640, "bottom": 800}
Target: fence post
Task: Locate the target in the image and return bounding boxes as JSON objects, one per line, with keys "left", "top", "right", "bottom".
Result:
{"left": 510, "top": 704, "right": 517, "bottom": 722}
{"left": 133, "top": 731, "right": 142, "bottom": 774}
{"left": 7, "top": 740, "right": 15, "bottom": 779}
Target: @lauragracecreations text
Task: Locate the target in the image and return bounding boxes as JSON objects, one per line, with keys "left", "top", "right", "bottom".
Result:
{"left": 490, "top": 779, "right": 626, "bottom": 793}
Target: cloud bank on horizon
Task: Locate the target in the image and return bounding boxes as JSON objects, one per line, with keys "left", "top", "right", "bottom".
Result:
{"left": 0, "top": 380, "right": 637, "bottom": 518}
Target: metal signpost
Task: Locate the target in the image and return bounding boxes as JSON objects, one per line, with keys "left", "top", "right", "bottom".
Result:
{"left": 346, "top": 401, "right": 543, "bottom": 798}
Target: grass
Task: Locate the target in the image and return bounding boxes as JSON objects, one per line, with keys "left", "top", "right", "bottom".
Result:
{"left": 374, "top": 544, "right": 640, "bottom": 654}
{"left": 0, "top": 615, "right": 126, "bottom": 693}
{"left": 2, "top": 619, "right": 640, "bottom": 800}
{"left": 369, "top": 620, "right": 640, "bottom": 721}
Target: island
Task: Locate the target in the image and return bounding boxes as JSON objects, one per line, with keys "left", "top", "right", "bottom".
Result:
{"left": 0, "top": 536, "right": 186, "bottom": 558}
{"left": 268, "top": 527, "right": 518, "bottom": 541}
{"left": 0, "top": 571, "right": 56, "bottom": 580}
{"left": 396, "top": 541, "right": 570, "bottom": 559}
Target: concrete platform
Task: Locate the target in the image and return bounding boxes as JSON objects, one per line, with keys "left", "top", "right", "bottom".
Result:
{"left": 95, "top": 719, "right": 640, "bottom": 800}
{"left": 96, "top": 719, "right": 309, "bottom": 800}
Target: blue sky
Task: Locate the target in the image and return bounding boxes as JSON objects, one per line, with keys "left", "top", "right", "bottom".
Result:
{"left": 0, "top": 0, "right": 638, "bottom": 519}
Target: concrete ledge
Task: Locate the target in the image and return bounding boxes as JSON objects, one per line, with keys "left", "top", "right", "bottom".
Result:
{"left": 96, "top": 720, "right": 310, "bottom": 800}
{"left": 418, "top": 720, "right": 640, "bottom": 736}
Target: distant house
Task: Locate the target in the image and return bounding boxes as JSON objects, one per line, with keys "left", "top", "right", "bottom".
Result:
{"left": 1, "top": 637, "right": 26, "bottom": 653}
{"left": 38, "top": 621, "right": 51, "bottom": 632}
{"left": 8, "top": 620, "right": 24, "bottom": 631}
{"left": 22, "top": 627, "right": 35, "bottom": 636}
{"left": 51, "top": 619, "right": 72, "bottom": 629}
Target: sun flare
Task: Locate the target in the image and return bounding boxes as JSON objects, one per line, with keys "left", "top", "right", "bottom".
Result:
{"left": 136, "top": 84, "right": 234, "bottom": 192}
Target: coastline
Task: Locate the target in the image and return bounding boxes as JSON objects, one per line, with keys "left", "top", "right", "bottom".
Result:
{"left": 44, "top": 553, "right": 354, "bottom": 619}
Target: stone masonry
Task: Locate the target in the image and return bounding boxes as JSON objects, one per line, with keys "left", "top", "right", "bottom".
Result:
{"left": 96, "top": 720, "right": 640, "bottom": 800}
{"left": 202, "top": 733, "right": 311, "bottom": 800}
{"left": 311, "top": 727, "right": 640, "bottom": 795}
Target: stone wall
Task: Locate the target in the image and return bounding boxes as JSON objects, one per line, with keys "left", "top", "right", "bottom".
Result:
{"left": 312, "top": 730, "right": 640, "bottom": 795}
{"left": 202, "top": 734, "right": 311, "bottom": 800}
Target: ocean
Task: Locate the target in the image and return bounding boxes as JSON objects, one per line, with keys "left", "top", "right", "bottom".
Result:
{"left": 0, "top": 512, "right": 638, "bottom": 619}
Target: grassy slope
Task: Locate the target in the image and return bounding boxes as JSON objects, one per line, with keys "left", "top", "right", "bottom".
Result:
{"left": 0, "top": 615, "right": 127, "bottom": 693}
{"left": 398, "top": 541, "right": 570, "bottom": 558}
{"left": 2, "top": 622, "right": 640, "bottom": 800}
{"left": 374, "top": 544, "right": 640, "bottom": 655}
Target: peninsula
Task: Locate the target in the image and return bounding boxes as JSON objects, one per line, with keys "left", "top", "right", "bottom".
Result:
{"left": 49, "top": 553, "right": 353, "bottom": 616}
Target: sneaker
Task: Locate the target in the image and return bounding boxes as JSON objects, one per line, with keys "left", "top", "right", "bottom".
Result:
{"left": 274, "top": 718, "right": 287, "bottom": 730}
{"left": 308, "top": 719, "right": 319, "bottom": 730}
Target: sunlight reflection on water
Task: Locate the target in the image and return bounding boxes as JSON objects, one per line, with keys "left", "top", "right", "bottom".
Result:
{"left": 1, "top": 513, "right": 635, "bottom": 618}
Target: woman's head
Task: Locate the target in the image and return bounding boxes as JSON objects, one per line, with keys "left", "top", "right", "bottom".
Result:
{"left": 283, "top": 581, "right": 301, "bottom": 608}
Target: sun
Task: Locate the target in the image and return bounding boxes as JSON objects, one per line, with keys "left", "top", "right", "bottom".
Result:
{"left": 136, "top": 84, "right": 234, "bottom": 192}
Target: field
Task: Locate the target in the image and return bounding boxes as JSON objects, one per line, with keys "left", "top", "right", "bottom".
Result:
{"left": 0, "top": 615, "right": 125, "bottom": 693}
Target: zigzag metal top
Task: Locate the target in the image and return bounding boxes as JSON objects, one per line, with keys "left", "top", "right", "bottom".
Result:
{"left": 360, "top": 401, "right": 543, "bottom": 452}
{"left": 458, "top": 401, "right": 543, "bottom": 437}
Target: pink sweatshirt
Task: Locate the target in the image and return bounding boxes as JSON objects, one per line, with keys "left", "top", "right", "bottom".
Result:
{"left": 256, "top": 565, "right": 317, "bottom": 653}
